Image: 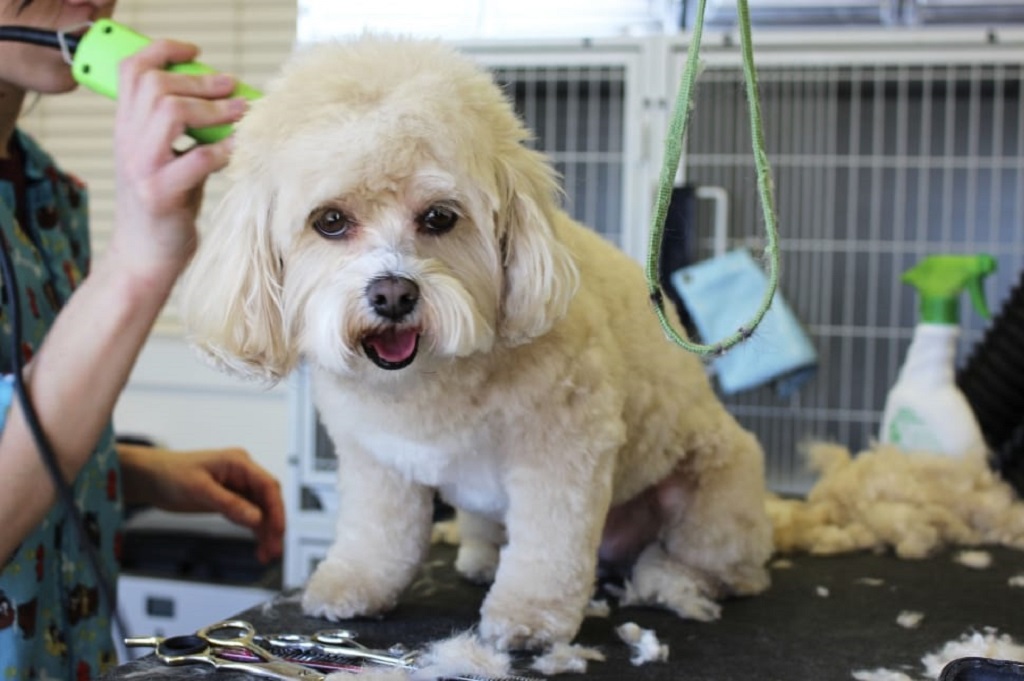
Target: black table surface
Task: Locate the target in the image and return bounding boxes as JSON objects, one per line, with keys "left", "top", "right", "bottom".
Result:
{"left": 102, "top": 544, "right": 1024, "bottom": 680}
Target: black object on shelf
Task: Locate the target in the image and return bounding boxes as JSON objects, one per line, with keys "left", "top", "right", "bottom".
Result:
{"left": 121, "top": 509, "right": 280, "bottom": 590}
{"left": 957, "top": 267, "right": 1024, "bottom": 496}
{"left": 992, "top": 422, "right": 1024, "bottom": 501}
{"left": 658, "top": 185, "right": 699, "bottom": 339}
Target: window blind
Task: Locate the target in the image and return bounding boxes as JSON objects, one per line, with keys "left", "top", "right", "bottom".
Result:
{"left": 20, "top": 0, "right": 298, "bottom": 335}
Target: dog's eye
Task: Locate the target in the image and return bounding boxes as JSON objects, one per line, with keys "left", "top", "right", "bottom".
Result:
{"left": 312, "top": 209, "right": 353, "bottom": 239}
{"left": 418, "top": 205, "right": 458, "bottom": 234}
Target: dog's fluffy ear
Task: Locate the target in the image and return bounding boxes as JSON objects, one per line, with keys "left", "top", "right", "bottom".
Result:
{"left": 496, "top": 145, "right": 580, "bottom": 344}
{"left": 181, "top": 179, "right": 296, "bottom": 383}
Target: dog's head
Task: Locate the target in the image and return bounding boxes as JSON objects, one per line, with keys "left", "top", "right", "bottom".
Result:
{"left": 182, "top": 36, "right": 579, "bottom": 383}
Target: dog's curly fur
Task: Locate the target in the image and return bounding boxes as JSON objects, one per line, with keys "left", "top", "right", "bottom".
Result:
{"left": 181, "top": 35, "right": 773, "bottom": 651}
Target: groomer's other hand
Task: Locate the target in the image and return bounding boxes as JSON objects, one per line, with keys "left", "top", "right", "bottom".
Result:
{"left": 108, "top": 38, "right": 247, "bottom": 284}
{"left": 119, "top": 445, "right": 286, "bottom": 564}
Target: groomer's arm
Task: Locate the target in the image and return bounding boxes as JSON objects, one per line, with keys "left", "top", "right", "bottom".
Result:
{"left": 0, "top": 40, "right": 245, "bottom": 563}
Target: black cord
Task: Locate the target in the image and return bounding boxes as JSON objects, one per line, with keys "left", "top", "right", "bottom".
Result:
{"left": 0, "top": 242, "right": 127, "bottom": 653}
{"left": 0, "top": 26, "right": 80, "bottom": 52}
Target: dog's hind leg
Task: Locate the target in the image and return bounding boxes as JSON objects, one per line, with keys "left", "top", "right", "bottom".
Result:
{"left": 454, "top": 510, "right": 505, "bottom": 584}
{"left": 302, "top": 443, "right": 435, "bottom": 621}
{"left": 625, "top": 543, "right": 723, "bottom": 620}
{"left": 626, "top": 427, "right": 772, "bottom": 620}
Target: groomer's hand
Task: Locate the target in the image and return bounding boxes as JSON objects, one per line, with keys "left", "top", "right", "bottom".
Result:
{"left": 119, "top": 445, "right": 286, "bottom": 564}
{"left": 107, "top": 38, "right": 247, "bottom": 285}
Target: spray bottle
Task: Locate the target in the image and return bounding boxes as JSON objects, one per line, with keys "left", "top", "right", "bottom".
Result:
{"left": 880, "top": 254, "right": 997, "bottom": 456}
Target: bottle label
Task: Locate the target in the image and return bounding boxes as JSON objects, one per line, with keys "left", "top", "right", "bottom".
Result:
{"left": 887, "top": 407, "right": 942, "bottom": 452}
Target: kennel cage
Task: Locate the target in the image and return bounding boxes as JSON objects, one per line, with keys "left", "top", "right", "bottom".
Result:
{"left": 285, "top": 27, "right": 1024, "bottom": 584}
{"left": 674, "top": 29, "right": 1024, "bottom": 493}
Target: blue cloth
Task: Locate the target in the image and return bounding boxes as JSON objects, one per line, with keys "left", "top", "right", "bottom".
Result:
{"left": 0, "top": 375, "right": 13, "bottom": 431}
{"left": 0, "top": 130, "right": 122, "bottom": 679}
{"left": 671, "top": 248, "right": 817, "bottom": 397}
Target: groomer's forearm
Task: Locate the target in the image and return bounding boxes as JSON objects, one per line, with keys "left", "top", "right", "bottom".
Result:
{"left": 0, "top": 255, "right": 180, "bottom": 562}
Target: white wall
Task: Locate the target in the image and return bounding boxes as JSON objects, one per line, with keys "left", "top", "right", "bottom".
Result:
{"left": 114, "top": 335, "right": 291, "bottom": 485}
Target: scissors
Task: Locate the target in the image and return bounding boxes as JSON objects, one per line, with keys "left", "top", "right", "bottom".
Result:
{"left": 261, "top": 628, "right": 419, "bottom": 669}
{"left": 260, "top": 628, "right": 540, "bottom": 681}
{"left": 126, "top": 619, "right": 325, "bottom": 680}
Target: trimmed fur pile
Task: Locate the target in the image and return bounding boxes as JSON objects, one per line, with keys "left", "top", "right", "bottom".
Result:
{"left": 852, "top": 628, "right": 1024, "bottom": 681}
{"left": 767, "top": 442, "right": 1024, "bottom": 558}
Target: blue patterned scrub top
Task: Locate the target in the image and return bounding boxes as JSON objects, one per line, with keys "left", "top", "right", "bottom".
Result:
{"left": 0, "top": 130, "right": 122, "bottom": 680}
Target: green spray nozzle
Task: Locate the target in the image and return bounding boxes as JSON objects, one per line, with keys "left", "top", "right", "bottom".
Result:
{"left": 902, "top": 254, "right": 997, "bottom": 324}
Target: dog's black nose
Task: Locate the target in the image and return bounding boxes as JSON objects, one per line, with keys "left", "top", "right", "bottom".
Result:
{"left": 366, "top": 275, "right": 420, "bottom": 321}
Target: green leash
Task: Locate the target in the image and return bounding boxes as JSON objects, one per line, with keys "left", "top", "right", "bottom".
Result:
{"left": 645, "top": 0, "right": 781, "bottom": 357}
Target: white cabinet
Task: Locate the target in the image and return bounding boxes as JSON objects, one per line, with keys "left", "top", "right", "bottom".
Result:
{"left": 117, "top": 576, "right": 274, "bottom": 659}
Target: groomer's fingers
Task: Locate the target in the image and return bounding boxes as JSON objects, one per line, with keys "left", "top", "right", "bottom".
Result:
{"left": 155, "top": 95, "right": 247, "bottom": 136}
{"left": 119, "top": 40, "right": 237, "bottom": 107}
{"left": 228, "top": 460, "right": 286, "bottom": 563}
{"left": 151, "top": 71, "right": 239, "bottom": 99}
{"left": 156, "top": 136, "right": 235, "bottom": 199}
{"left": 252, "top": 480, "right": 286, "bottom": 563}
{"left": 202, "top": 479, "right": 265, "bottom": 532}
{"left": 207, "top": 484, "right": 283, "bottom": 564}
{"left": 119, "top": 38, "right": 201, "bottom": 86}
{"left": 255, "top": 526, "right": 284, "bottom": 564}
{"left": 208, "top": 450, "right": 285, "bottom": 563}
{"left": 117, "top": 39, "right": 239, "bottom": 144}
{"left": 126, "top": 71, "right": 238, "bottom": 117}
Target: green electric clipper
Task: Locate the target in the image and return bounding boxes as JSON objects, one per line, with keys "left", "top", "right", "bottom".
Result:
{"left": 70, "top": 18, "right": 261, "bottom": 144}
{"left": 0, "top": 18, "right": 260, "bottom": 143}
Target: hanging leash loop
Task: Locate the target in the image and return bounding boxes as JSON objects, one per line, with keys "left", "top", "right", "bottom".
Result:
{"left": 645, "top": 0, "right": 781, "bottom": 357}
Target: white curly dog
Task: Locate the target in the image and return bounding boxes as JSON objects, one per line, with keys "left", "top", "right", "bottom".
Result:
{"left": 182, "top": 35, "right": 772, "bottom": 651}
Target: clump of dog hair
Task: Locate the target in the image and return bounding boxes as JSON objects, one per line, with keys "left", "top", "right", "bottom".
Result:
{"left": 584, "top": 599, "right": 611, "bottom": 618}
{"left": 851, "top": 669, "right": 915, "bottom": 681}
{"left": 853, "top": 627, "right": 1024, "bottom": 681}
{"left": 530, "top": 642, "right": 606, "bottom": 675}
{"left": 766, "top": 442, "right": 1024, "bottom": 558}
{"left": 896, "top": 611, "right": 924, "bottom": 629}
{"left": 921, "top": 628, "right": 1024, "bottom": 677}
{"left": 412, "top": 631, "right": 514, "bottom": 680}
{"left": 615, "top": 622, "right": 669, "bottom": 666}
{"left": 954, "top": 549, "right": 992, "bottom": 569}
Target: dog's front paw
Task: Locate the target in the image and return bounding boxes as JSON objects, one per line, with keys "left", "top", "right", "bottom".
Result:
{"left": 301, "top": 559, "right": 399, "bottom": 621}
{"left": 478, "top": 594, "right": 582, "bottom": 651}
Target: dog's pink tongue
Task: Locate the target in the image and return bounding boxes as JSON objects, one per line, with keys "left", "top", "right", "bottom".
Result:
{"left": 367, "top": 329, "right": 419, "bottom": 363}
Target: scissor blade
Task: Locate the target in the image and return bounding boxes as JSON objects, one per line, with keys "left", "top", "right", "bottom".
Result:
{"left": 217, "top": 657, "right": 325, "bottom": 681}
{"left": 260, "top": 646, "right": 539, "bottom": 681}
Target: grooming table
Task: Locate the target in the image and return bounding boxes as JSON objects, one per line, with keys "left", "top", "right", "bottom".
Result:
{"left": 101, "top": 543, "right": 1024, "bottom": 680}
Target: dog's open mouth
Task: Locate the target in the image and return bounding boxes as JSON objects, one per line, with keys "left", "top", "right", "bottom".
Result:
{"left": 361, "top": 328, "right": 420, "bottom": 370}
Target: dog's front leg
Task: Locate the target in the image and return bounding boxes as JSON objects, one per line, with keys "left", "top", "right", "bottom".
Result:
{"left": 478, "top": 454, "right": 614, "bottom": 650}
{"left": 302, "top": 443, "right": 433, "bottom": 621}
